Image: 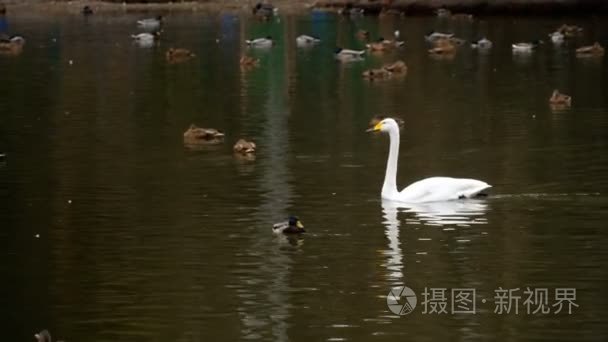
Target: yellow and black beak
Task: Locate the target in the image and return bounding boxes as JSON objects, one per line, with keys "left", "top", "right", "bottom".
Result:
{"left": 296, "top": 220, "right": 304, "bottom": 229}
{"left": 366, "top": 122, "right": 383, "bottom": 132}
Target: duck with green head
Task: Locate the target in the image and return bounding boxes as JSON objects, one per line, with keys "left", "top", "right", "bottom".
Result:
{"left": 273, "top": 216, "right": 305, "bottom": 235}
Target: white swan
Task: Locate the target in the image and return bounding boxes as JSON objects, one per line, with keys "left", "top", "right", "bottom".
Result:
{"left": 369, "top": 118, "right": 491, "bottom": 203}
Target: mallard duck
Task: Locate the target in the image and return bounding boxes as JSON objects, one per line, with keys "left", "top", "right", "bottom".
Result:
{"left": 549, "top": 31, "right": 564, "bottom": 44}
{"left": 369, "top": 115, "right": 405, "bottom": 129}
{"left": 549, "top": 89, "right": 572, "bottom": 106}
{"left": 166, "top": 48, "right": 195, "bottom": 63}
{"left": 425, "top": 31, "right": 454, "bottom": 42}
{"left": 240, "top": 55, "right": 259, "bottom": 67}
{"left": 82, "top": 5, "right": 93, "bottom": 15}
{"left": 296, "top": 35, "right": 320, "bottom": 47}
{"left": 383, "top": 60, "right": 407, "bottom": 73}
{"left": 512, "top": 40, "right": 542, "bottom": 53}
{"left": 334, "top": 48, "right": 365, "bottom": 62}
{"left": 233, "top": 139, "right": 256, "bottom": 154}
{"left": 137, "top": 16, "right": 163, "bottom": 30}
{"left": 183, "top": 124, "right": 225, "bottom": 141}
{"left": 0, "top": 36, "right": 25, "bottom": 55}
{"left": 557, "top": 24, "right": 582, "bottom": 37}
{"left": 362, "top": 68, "right": 392, "bottom": 80}
{"left": 356, "top": 30, "right": 370, "bottom": 41}
{"left": 576, "top": 42, "right": 604, "bottom": 57}
{"left": 366, "top": 38, "right": 392, "bottom": 52}
{"left": 246, "top": 36, "right": 273, "bottom": 48}
{"left": 273, "top": 216, "right": 305, "bottom": 235}
{"left": 471, "top": 37, "right": 492, "bottom": 50}
{"left": 35, "top": 330, "right": 52, "bottom": 342}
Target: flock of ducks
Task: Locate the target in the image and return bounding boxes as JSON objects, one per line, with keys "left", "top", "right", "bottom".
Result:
{"left": 3, "top": 3, "right": 606, "bottom": 232}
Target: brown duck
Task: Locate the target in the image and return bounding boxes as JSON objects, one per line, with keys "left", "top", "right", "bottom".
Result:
{"left": 575, "top": 42, "right": 604, "bottom": 57}
{"left": 549, "top": 89, "right": 572, "bottom": 106}
{"left": 233, "top": 139, "right": 256, "bottom": 154}
{"left": 183, "top": 124, "right": 225, "bottom": 141}
{"left": 166, "top": 48, "right": 195, "bottom": 64}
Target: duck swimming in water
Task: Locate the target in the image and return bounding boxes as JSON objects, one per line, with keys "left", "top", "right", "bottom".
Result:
{"left": 471, "top": 37, "right": 493, "bottom": 50}
{"left": 549, "top": 89, "right": 572, "bottom": 106}
{"left": 296, "top": 35, "right": 320, "bottom": 47}
{"left": 233, "top": 139, "right": 256, "bottom": 154}
{"left": 512, "top": 40, "right": 542, "bottom": 53}
{"left": 273, "top": 216, "right": 305, "bottom": 235}
{"left": 246, "top": 36, "right": 273, "bottom": 48}
{"left": 34, "top": 330, "right": 52, "bottom": 342}
{"left": 183, "top": 124, "right": 225, "bottom": 141}
{"left": 575, "top": 42, "right": 604, "bottom": 57}
{"left": 137, "top": 16, "right": 163, "bottom": 30}
{"left": 165, "top": 48, "right": 195, "bottom": 64}
{"left": 0, "top": 36, "right": 25, "bottom": 55}
{"left": 334, "top": 48, "right": 365, "bottom": 62}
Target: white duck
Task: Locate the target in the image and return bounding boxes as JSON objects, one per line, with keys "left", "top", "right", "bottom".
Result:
{"left": 368, "top": 118, "right": 491, "bottom": 203}
{"left": 512, "top": 40, "right": 542, "bottom": 53}
{"left": 334, "top": 48, "right": 365, "bottom": 62}
{"left": 296, "top": 35, "right": 321, "bottom": 47}
{"left": 471, "top": 37, "right": 493, "bottom": 49}
{"left": 137, "top": 16, "right": 163, "bottom": 30}
{"left": 246, "top": 36, "right": 273, "bottom": 48}
{"left": 549, "top": 31, "right": 564, "bottom": 44}
{"left": 131, "top": 32, "right": 160, "bottom": 47}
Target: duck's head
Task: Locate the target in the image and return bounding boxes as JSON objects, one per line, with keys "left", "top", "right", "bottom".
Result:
{"left": 334, "top": 47, "right": 343, "bottom": 54}
{"left": 35, "top": 330, "right": 52, "bottom": 342}
{"left": 288, "top": 216, "right": 304, "bottom": 228}
{"left": 156, "top": 15, "right": 163, "bottom": 21}
{"left": 367, "top": 117, "right": 399, "bottom": 133}
{"left": 265, "top": 36, "right": 273, "bottom": 40}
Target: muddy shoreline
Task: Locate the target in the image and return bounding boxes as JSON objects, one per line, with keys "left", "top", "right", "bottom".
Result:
{"left": 1, "top": 0, "right": 607, "bottom": 16}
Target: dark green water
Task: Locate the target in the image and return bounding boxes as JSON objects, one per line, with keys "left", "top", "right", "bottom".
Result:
{"left": 1, "top": 10, "right": 608, "bottom": 341}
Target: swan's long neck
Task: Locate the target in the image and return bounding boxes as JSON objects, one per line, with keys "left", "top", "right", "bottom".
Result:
{"left": 382, "top": 127, "right": 400, "bottom": 198}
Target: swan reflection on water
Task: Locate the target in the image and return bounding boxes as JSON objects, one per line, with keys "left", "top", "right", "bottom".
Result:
{"left": 380, "top": 199, "right": 490, "bottom": 285}
{"left": 382, "top": 199, "right": 489, "bottom": 227}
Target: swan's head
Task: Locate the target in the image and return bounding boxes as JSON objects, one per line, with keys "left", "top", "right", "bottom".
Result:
{"left": 288, "top": 216, "right": 304, "bottom": 228}
{"left": 367, "top": 118, "right": 399, "bottom": 133}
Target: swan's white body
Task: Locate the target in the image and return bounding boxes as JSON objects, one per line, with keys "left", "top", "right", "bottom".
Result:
{"left": 372, "top": 118, "right": 491, "bottom": 203}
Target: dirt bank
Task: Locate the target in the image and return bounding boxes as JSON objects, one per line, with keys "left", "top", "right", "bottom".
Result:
{"left": 1, "top": 0, "right": 314, "bottom": 15}
{"left": 1, "top": 0, "right": 606, "bottom": 16}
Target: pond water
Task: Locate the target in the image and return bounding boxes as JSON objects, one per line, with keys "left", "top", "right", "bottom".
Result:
{"left": 1, "top": 10, "right": 608, "bottom": 341}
